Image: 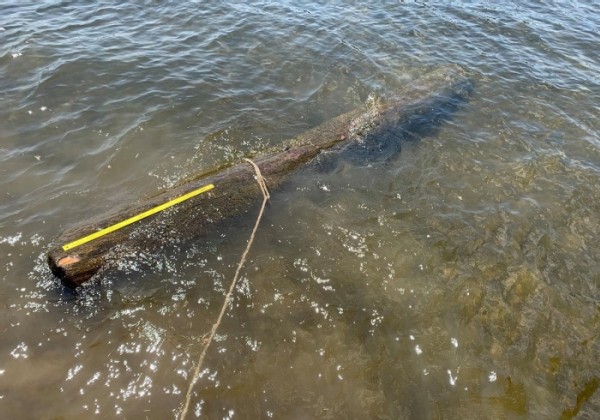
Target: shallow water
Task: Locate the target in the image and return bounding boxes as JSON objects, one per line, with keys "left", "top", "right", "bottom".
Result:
{"left": 1, "top": 1, "right": 600, "bottom": 418}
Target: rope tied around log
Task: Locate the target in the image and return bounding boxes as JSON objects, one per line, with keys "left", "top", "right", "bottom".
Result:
{"left": 179, "top": 158, "right": 270, "bottom": 420}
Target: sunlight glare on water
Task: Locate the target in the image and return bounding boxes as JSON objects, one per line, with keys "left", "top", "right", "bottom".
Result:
{"left": 1, "top": 1, "right": 600, "bottom": 418}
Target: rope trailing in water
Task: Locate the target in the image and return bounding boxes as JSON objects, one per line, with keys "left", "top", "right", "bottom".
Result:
{"left": 179, "top": 158, "right": 270, "bottom": 420}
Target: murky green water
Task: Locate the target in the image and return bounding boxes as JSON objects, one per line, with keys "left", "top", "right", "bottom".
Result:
{"left": 1, "top": 1, "right": 599, "bottom": 418}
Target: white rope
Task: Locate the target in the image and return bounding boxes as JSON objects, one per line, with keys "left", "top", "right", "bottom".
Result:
{"left": 179, "top": 158, "right": 270, "bottom": 420}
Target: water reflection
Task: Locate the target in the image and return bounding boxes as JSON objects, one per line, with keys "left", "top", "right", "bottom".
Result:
{"left": 2, "top": 0, "right": 600, "bottom": 418}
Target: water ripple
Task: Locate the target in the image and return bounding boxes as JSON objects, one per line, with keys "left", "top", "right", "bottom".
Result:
{"left": 1, "top": 1, "right": 600, "bottom": 418}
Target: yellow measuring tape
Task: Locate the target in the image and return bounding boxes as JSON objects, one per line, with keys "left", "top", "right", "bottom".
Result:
{"left": 62, "top": 183, "right": 215, "bottom": 251}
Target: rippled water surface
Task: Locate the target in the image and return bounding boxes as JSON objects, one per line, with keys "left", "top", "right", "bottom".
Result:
{"left": 1, "top": 1, "right": 600, "bottom": 418}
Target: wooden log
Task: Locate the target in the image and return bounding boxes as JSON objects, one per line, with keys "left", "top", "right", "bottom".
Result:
{"left": 48, "top": 65, "right": 473, "bottom": 288}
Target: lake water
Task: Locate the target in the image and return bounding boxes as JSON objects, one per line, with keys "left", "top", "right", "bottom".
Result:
{"left": 1, "top": 1, "right": 600, "bottom": 418}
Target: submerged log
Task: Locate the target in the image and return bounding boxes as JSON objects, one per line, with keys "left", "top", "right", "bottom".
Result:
{"left": 48, "top": 65, "right": 473, "bottom": 288}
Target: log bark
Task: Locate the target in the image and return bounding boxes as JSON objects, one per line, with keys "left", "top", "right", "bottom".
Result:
{"left": 48, "top": 65, "right": 473, "bottom": 288}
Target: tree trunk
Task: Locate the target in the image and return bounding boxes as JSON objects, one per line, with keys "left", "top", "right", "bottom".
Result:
{"left": 48, "top": 65, "right": 473, "bottom": 288}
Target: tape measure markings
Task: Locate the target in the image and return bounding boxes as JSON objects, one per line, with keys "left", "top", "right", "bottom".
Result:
{"left": 62, "top": 183, "right": 215, "bottom": 251}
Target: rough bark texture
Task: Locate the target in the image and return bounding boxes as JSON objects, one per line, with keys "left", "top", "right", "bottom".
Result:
{"left": 48, "top": 65, "right": 473, "bottom": 288}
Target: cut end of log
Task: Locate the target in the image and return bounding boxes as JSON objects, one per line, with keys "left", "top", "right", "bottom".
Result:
{"left": 58, "top": 255, "right": 81, "bottom": 266}
{"left": 48, "top": 250, "right": 100, "bottom": 289}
